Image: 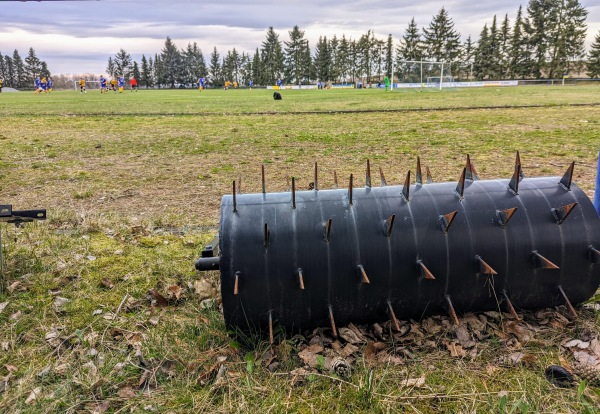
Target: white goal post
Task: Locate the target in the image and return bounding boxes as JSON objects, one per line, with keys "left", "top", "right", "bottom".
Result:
{"left": 395, "top": 60, "right": 450, "bottom": 90}
{"left": 73, "top": 81, "right": 101, "bottom": 91}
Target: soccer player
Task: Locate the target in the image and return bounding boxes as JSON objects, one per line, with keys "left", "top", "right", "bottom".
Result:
{"left": 0, "top": 78, "right": 3, "bottom": 93}
{"left": 79, "top": 77, "right": 86, "bottom": 93}
{"left": 118, "top": 75, "right": 125, "bottom": 93}
{"left": 40, "top": 77, "right": 48, "bottom": 93}
{"left": 233, "top": 81, "right": 238, "bottom": 90}
{"left": 47, "top": 77, "right": 53, "bottom": 92}
{"left": 198, "top": 76, "right": 205, "bottom": 91}
{"left": 34, "top": 76, "right": 42, "bottom": 94}
{"left": 130, "top": 77, "right": 138, "bottom": 92}
{"left": 384, "top": 76, "right": 390, "bottom": 92}
{"left": 277, "top": 78, "right": 282, "bottom": 89}
{"left": 248, "top": 79, "right": 253, "bottom": 90}
{"left": 110, "top": 78, "right": 117, "bottom": 92}
{"left": 99, "top": 75, "right": 107, "bottom": 93}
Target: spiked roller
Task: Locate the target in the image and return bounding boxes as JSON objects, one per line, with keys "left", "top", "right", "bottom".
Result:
{"left": 196, "top": 155, "right": 600, "bottom": 336}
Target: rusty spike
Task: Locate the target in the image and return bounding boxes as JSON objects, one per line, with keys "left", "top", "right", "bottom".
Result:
{"left": 365, "top": 159, "right": 372, "bottom": 188}
{"left": 261, "top": 165, "right": 266, "bottom": 194}
{"left": 508, "top": 163, "right": 521, "bottom": 194}
{"left": 314, "top": 162, "right": 318, "bottom": 191}
{"left": 268, "top": 310, "right": 274, "bottom": 344}
{"left": 328, "top": 305, "right": 338, "bottom": 338}
{"left": 348, "top": 174, "right": 353, "bottom": 206}
{"left": 590, "top": 246, "right": 600, "bottom": 263}
{"left": 439, "top": 210, "right": 458, "bottom": 233}
{"left": 416, "top": 157, "right": 423, "bottom": 185}
{"left": 456, "top": 167, "right": 466, "bottom": 198}
{"left": 532, "top": 251, "right": 560, "bottom": 269}
{"left": 446, "top": 295, "right": 460, "bottom": 326}
{"left": 417, "top": 259, "right": 436, "bottom": 280}
{"left": 291, "top": 177, "right": 296, "bottom": 209}
{"left": 402, "top": 170, "right": 411, "bottom": 201}
{"left": 558, "top": 285, "right": 578, "bottom": 318}
{"left": 379, "top": 166, "right": 387, "bottom": 186}
{"left": 298, "top": 268, "right": 305, "bottom": 290}
{"left": 552, "top": 202, "right": 577, "bottom": 225}
{"left": 333, "top": 170, "right": 338, "bottom": 189}
{"left": 232, "top": 180, "right": 237, "bottom": 213}
{"left": 357, "top": 264, "right": 370, "bottom": 284}
{"left": 515, "top": 151, "right": 524, "bottom": 180}
{"left": 263, "top": 223, "right": 269, "bottom": 247}
{"left": 324, "top": 218, "right": 332, "bottom": 242}
{"left": 559, "top": 161, "right": 575, "bottom": 191}
{"left": 426, "top": 166, "right": 433, "bottom": 184}
{"left": 234, "top": 271, "right": 240, "bottom": 295}
{"left": 497, "top": 207, "right": 518, "bottom": 227}
{"left": 237, "top": 176, "right": 242, "bottom": 194}
{"left": 383, "top": 214, "right": 395, "bottom": 237}
{"left": 465, "top": 154, "right": 480, "bottom": 181}
{"left": 502, "top": 291, "right": 520, "bottom": 319}
{"left": 475, "top": 255, "right": 497, "bottom": 275}
{"left": 387, "top": 301, "right": 401, "bottom": 331}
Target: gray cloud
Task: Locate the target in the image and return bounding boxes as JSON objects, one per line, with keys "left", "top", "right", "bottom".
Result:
{"left": 1, "top": 0, "right": 599, "bottom": 74}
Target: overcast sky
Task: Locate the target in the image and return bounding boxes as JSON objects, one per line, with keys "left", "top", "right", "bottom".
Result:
{"left": 1, "top": 0, "right": 599, "bottom": 75}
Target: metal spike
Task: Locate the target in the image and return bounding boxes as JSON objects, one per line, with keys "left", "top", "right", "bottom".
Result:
{"left": 263, "top": 223, "right": 269, "bottom": 247}
{"left": 333, "top": 171, "right": 338, "bottom": 189}
{"left": 324, "top": 218, "right": 332, "bottom": 242}
{"left": 559, "top": 161, "right": 575, "bottom": 191}
{"left": 268, "top": 310, "right": 274, "bottom": 344}
{"left": 417, "top": 259, "right": 436, "bottom": 280}
{"left": 314, "top": 162, "right": 318, "bottom": 191}
{"left": 497, "top": 207, "right": 518, "bottom": 227}
{"left": 558, "top": 285, "right": 578, "bottom": 318}
{"left": 502, "top": 291, "right": 520, "bottom": 319}
{"left": 532, "top": 251, "right": 560, "bottom": 269}
{"left": 383, "top": 214, "right": 395, "bottom": 237}
{"left": 475, "top": 255, "right": 498, "bottom": 275}
{"left": 590, "top": 246, "right": 600, "bottom": 263}
{"left": 515, "top": 151, "right": 524, "bottom": 180}
{"left": 446, "top": 295, "right": 460, "bottom": 326}
{"left": 261, "top": 165, "right": 266, "bottom": 194}
{"left": 426, "top": 166, "right": 433, "bottom": 184}
{"left": 439, "top": 210, "right": 458, "bottom": 233}
{"left": 298, "top": 268, "right": 305, "bottom": 290}
{"left": 387, "top": 301, "right": 401, "bottom": 331}
{"left": 232, "top": 180, "right": 237, "bottom": 213}
{"left": 365, "top": 159, "right": 372, "bottom": 188}
{"left": 237, "top": 176, "right": 242, "bottom": 194}
{"left": 357, "top": 264, "right": 370, "bottom": 284}
{"left": 379, "top": 166, "right": 387, "bottom": 186}
{"left": 552, "top": 202, "right": 577, "bottom": 225}
{"left": 465, "top": 154, "right": 480, "bottom": 181}
{"left": 402, "top": 170, "right": 411, "bottom": 201}
{"left": 234, "top": 271, "right": 240, "bottom": 295}
{"left": 328, "top": 305, "right": 338, "bottom": 338}
{"left": 508, "top": 163, "right": 521, "bottom": 194}
{"left": 292, "top": 177, "right": 296, "bottom": 209}
{"left": 416, "top": 157, "right": 423, "bottom": 185}
{"left": 348, "top": 174, "right": 353, "bottom": 206}
{"left": 455, "top": 167, "right": 466, "bottom": 198}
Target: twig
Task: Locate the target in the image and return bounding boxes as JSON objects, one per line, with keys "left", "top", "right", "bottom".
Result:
{"left": 100, "top": 292, "right": 129, "bottom": 344}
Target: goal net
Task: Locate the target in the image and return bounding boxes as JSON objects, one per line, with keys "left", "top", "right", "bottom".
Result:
{"left": 395, "top": 60, "right": 455, "bottom": 89}
{"left": 72, "top": 81, "right": 101, "bottom": 91}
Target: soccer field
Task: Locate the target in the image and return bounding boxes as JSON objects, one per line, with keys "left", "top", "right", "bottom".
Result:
{"left": 0, "top": 86, "right": 599, "bottom": 412}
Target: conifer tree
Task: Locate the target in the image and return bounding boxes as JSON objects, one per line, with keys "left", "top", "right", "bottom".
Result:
{"left": 24, "top": 47, "right": 41, "bottom": 82}
{"left": 113, "top": 48, "right": 132, "bottom": 77}
{"left": 499, "top": 15, "right": 512, "bottom": 77}
{"left": 209, "top": 47, "right": 222, "bottom": 86}
{"left": 508, "top": 5, "right": 532, "bottom": 79}
{"left": 385, "top": 34, "right": 393, "bottom": 78}
{"left": 12, "top": 49, "right": 26, "bottom": 88}
{"left": 260, "top": 27, "right": 284, "bottom": 84}
{"left": 141, "top": 55, "right": 152, "bottom": 88}
{"left": 131, "top": 61, "right": 141, "bottom": 83}
{"left": 314, "top": 36, "right": 331, "bottom": 82}
{"left": 423, "top": 8, "right": 461, "bottom": 64}
{"left": 587, "top": 30, "right": 600, "bottom": 77}
{"left": 160, "top": 37, "right": 182, "bottom": 88}
{"left": 251, "top": 48, "right": 261, "bottom": 85}
{"left": 284, "top": 26, "right": 310, "bottom": 84}
{"left": 4, "top": 55, "right": 14, "bottom": 87}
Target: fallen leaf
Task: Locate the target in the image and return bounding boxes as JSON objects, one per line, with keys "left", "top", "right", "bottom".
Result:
{"left": 499, "top": 352, "right": 536, "bottom": 366}
{"left": 194, "top": 279, "right": 217, "bottom": 301}
{"left": 149, "top": 289, "right": 168, "bottom": 308}
{"left": 0, "top": 302, "right": 8, "bottom": 313}
{"left": 402, "top": 376, "right": 426, "bottom": 388}
{"left": 100, "top": 278, "right": 114, "bottom": 289}
{"left": 563, "top": 339, "right": 589, "bottom": 349}
{"left": 117, "top": 386, "right": 136, "bottom": 399}
{"left": 453, "top": 324, "right": 476, "bottom": 349}
{"left": 91, "top": 401, "right": 110, "bottom": 414}
{"left": 340, "top": 343, "right": 359, "bottom": 357}
{"left": 7, "top": 281, "right": 21, "bottom": 293}
{"left": 167, "top": 285, "right": 183, "bottom": 300}
{"left": 298, "top": 348, "right": 320, "bottom": 368}
{"left": 9, "top": 310, "right": 21, "bottom": 321}
{"left": 25, "top": 387, "right": 42, "bottom": 404}
{"left": 339, "top": 327, "right": 365, "bottom": 345}
{"left": 503, "top": 321, "right": 534, "bottom": 343}
{"left": 445, "top": 341, "right": 466, "bottom": 358}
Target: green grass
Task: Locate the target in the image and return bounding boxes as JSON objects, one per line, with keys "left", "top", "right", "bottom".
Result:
{"left": 0, "top": 86, "right": 599, "bottom": 413}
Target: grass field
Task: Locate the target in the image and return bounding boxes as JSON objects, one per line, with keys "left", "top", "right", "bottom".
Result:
{"left": 0, "top": 86, "right": 599, "bottom": 413}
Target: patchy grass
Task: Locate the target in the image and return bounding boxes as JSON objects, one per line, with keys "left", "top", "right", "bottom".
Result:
{"left": 0, "top": 87, "right": 599, "bottom": 413}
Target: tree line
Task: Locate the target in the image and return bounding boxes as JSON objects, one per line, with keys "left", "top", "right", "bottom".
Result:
{"left": 0, "top": 48, "right": 50, "bottom": 88}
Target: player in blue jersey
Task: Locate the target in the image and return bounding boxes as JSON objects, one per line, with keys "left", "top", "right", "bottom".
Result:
{"left": 117, "top": 75, "right": 125, "bottom": 93}
{"left": 277, "top": 78, "right": 282, "bottom": 89}
{"left": 248, "top": 80, "right": 253, "bottom": 90}
{"left": 99, "top": 76, "right": 107, "bottom": 93}
{"left": 34, "top": 76, "right": 42, "bottom": 94}
{"left": 40, "top": 77, "right": 48, "bottom": 93}
{"left": 198, "top": 76, "right": 205, "bottom": 92}
{"left": 47, "top": 77, "right": 53, "bottom": 92}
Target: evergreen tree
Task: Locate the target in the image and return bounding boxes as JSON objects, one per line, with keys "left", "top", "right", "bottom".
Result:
{"left": 337, "top": 35, "right": 351, "bottom": 82}
{"left": 153, "top": 53, "right": 164, "bottom": 87}
{"left": 474, "top": 25, "right": 492, "bottom": 79}
{"left": 284, "top": 26, "right": 311, "bottom": 84}
{"left": 396, "top": 18, "right": 423, "bottom": 82}
{"left": 0, "top": 54, "right": 5, "bottom": 83}
{"left": 260, "top": 27, "right": 284, "bottom": 84}
{"left": 509, "top": 5, "right": 532, "bottom": 79}
{"left": 523, "top": 0, "right": 555, "bottom": 78}
{"left": 488, "top": 15, "right": 503, "bottom": 79}
{"left": 547, "top": 0, "right": 588, "bottom": 78}
{"left": 499, "top": 14, "right": 512, "bottom": 77}
{"left": 24, "top": 47, "right": 41, "bottom": 82}
{"left": 460, "top": 35, "right": 475, "bottom": 80}
{"left": 328, "top": 36, "right": 340, "bottom": 82}
{"left": 106, "top": 57, "right": 115, "bottom": 78}
{"left": 385, "top": 34, "right": 393, "bottom": 78}
{"left": 4, "top": 55, "right": 14, "bottom": 87}
{"left": 39, "top": 61, "right": 50, "bottom": 79}
{"left": 251, "top": 48, "right": 261, "bottom": 85}
{"left": 422, "top": 7, "right": 461, "bottom": 64}
{"left": 183, "top": 42, "right": 207, "bottom": 86}
{"left": 314, "top": 36, "right": 331, "bottom": 82}
{"left": 131, "top": 61, "right": 141, "bottom": 83}
{"left": 160, "top": 36, "right": 182, "bottom": 88}
{"left": 587, "top": 30, "right": 600, "bottom": 77}
{"left": 113, "top": 48, "right": 132, "bottom": 77}
{"left": 12, "top": 49, "right": 26, "bottom": 88}
{"left": 141, "top": 55, "right": 152, "bottom": 88}
{"left": 209, "top": 47, "right": 222, "bottom": 86}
